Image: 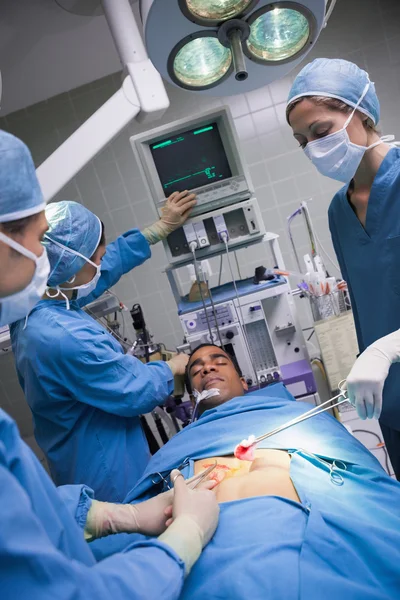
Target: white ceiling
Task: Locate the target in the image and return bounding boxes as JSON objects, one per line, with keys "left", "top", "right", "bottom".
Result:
{"left": 0, "top": 0, "right": 141, "bottom": 115}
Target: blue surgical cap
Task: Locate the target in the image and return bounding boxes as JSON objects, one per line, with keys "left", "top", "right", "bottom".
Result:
{"left": 0, "top": 130, "right": 45, "bottom": 223}
{"left": 287, "top": 58, "right": 380, "bottom": 125}
{"left": 44, "top": 201, "right": 102, "bottom": 287}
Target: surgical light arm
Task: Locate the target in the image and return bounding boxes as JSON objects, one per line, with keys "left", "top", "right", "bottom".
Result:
{"left": 36, "top": 0, "right": 169, "bottom": 203}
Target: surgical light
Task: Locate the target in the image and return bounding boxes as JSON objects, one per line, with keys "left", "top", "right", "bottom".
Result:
{"left": 141, "top": 0, "right": 336, "bottom": 95}
{"left": 183, "top": 0, "right": 256, "bottom": 23}
{"left": 171, "top": 35, "right": 233, "bottom": 88}
{"left": 246, "top": 6, "right": 311, "bottom": 62}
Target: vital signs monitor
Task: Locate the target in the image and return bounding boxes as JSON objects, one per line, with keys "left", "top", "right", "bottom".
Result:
{"left": 131, "top": 107, "right": 253, "bottom": 218}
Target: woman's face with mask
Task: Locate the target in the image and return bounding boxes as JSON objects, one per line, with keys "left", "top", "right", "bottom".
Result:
{"left": 0, "top": 212, "right": 48, "bottom": 298}
{"left": 288, "top": 98, "right": 370, "bottom": 151}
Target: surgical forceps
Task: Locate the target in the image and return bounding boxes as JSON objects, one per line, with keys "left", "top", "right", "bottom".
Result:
{"left": 152, "top": 460, "right": 218, "bottom": 490}
{"left": 292, "top": 448, "right": 348, "bottom": 486}
{"left": 252, "top": 384, "right": 349, "bottom": 447}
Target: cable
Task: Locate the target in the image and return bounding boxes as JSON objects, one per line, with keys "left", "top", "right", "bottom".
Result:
{"left": 324, "top": 0, "right": 337, "bottom": 27}
{"left": 314, "top": 231, "right": 341, "bottom": 276}
{"left": 207, "top": 285, "right": 224, "bottom": 348}
{"left": 222, "top": 234, "right": 260, "bottom": 389}
{"left": 86, "top": 305, "right": 134, "bottom": 348}
{"left": 193, "top": 246, "right": 224, "bottom": 348}
{"left": 301, "top": 201, "right": 318, "bottom": 258}
{"left": 302, "top": 201, "right": 341, "bottom": 275}
{"left": 218, "top": 254, "right": 224, "bottom": 286}
{"left": 191, "top": 243, "right": 214, "bottom": 345}
{"left": 287, "top": 208, "right": 303, "bottom": 273}
{"left": 311, "top": 358, "right": 327, "bottom": 382}
{"left": 352, "top": 429, "right": 392, "bottom": 476}
{"left": 234, "top": 251, "right": 242, "bottom": 279}
{"left": 306, "top": 339, "right": 320, "bottom": 360}
{"left": 99, "top": 289, "right": 134, "bottom": 345}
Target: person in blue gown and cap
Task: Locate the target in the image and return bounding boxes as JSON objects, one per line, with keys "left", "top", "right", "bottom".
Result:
{"left": 0, "top": 128, "right": 219, "bottom": 598}
{"left": 10, "top": 186, "right": 197, "bottom": 502}
{"left": 286, "top": 58, "right": 400, "bottom": 478}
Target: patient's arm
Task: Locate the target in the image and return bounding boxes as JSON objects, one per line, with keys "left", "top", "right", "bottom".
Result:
{"left": 194, "top": 450, "right": 300, "bottom": 504}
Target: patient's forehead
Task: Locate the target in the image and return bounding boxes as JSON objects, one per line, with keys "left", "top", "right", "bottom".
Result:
{"left": 189, "top": 345, "right": 230, "bottom": 368}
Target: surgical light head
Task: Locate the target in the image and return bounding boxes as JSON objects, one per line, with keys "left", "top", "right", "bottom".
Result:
{"left": 141, "top": 0, "right": 332, "bottom": 95}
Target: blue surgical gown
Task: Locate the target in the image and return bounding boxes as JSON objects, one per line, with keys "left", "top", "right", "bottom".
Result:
{"left": 10, "top": 230, "right": 174, "bottom": 502}
{"left": 329, "top": 147, "right": 400, "bottom": 429}
{"left": 0, "top": 407, "right": 184, "bottom": 599}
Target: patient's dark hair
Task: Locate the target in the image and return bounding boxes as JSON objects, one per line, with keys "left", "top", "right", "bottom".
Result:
{"left": 185, "top": 343, "right": 243, "bottom": 394}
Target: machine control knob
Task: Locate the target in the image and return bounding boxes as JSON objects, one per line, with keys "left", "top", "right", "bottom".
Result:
{"left": 225, "top": 330, "right": 235, "bottom": 340}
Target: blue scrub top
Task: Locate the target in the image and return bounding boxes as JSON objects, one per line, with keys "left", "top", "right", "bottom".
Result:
{"left": 329, "top": 147, "right": 400, "bottom": 429}
{"left": 0, "top": 407, "right": 185, "bottom": 598}
{"left": 10, "top": 230, "right": 174, "bottom": 502}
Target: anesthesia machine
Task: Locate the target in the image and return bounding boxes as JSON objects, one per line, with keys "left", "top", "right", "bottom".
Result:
{"left": 132, "top": 106, "right": 318, "bottom": 403}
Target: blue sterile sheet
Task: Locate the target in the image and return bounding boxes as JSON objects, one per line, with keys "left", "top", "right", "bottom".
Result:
{"left": 92, "top": 385, "right": 400, "bottom": 599}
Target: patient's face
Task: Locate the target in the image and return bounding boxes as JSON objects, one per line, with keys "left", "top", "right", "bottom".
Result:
{"left": 188, "top": 346, "right": 248, "bottom": 411}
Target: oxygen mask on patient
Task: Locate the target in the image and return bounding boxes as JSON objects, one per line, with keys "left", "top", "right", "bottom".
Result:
{"left": 191, "top": 388, "right": 220, "bottom": 423}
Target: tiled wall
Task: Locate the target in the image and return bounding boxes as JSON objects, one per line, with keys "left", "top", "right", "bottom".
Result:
{"left": 1, "top": 0, "right": 400, "bottom": 446}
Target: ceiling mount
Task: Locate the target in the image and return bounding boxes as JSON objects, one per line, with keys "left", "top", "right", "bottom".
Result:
{"left": 218, "top": 19, "right": 250, "bottom": 82}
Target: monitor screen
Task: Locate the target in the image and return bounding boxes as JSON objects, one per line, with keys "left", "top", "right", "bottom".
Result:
{"left": 150, "top": 122, "right": 232, "bottom": 195}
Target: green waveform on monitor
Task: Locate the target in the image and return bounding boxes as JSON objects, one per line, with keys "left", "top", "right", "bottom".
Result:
{"left": 193, "top": 126, "right": 214, "bottom": 135}
{"left": 164, "top": 166, "right": 216, "bottom": 188}
{"left": 152, "top": 136, "right": 184, "bottom": 150}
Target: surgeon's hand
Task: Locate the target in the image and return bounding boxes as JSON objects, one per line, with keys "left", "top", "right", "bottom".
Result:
{"left": 346, "top": 330, "right": 400, "bottom": 419}
{"left": 141, "top": 191, "right": 197, "bottom": 245}
{"left": 160, "top": 190, "right": 197, "bottom": 232}
{"left": 165, "top": 470, "right": 220, "bottom": 546}
{"left": 84, "top": 475, "right": 217, "bottom": 540}
{"left": 167, "top": 352, "right": 189, "bottom": 376}
{"left": 158, "top": 470, "right": 220, "bottom": 575}
{"left": 123, "top": 477, "right": 216, "bottom": 537}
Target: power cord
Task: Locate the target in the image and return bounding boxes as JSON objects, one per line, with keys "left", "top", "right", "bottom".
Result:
{"left": 352, "top": 429, "right": 392, "bottom": 476}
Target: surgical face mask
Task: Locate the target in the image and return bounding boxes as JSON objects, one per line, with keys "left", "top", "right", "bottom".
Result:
{"left": 45, "top": 235, "right": 102, "bottom": 308}
{"left": 303, "top": 81, "right": 382, "bottom": 184}
{"left": 60, "top": 263, "right": 101, "bottom": 300}
{"left": 0, "top": 232, "right": 50, "bottom": 326}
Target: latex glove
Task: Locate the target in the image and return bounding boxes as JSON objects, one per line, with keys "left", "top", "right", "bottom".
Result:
{"left": 84, "top": 497, "right": 169, "bottom": 541}
{"left": 84, "top": 474, "right": 217, "bottom": 540}
{"left": 158, "top": 470, "right": 220, "bottom": 575}
{"left": 142, "top": 190, "right": 196, "bottom": 244}
{"left": 167, "top": 352, "right": 189, "bottom": 376}
{"left": 346, "top": 329, "right": 400, "bottom": 419}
